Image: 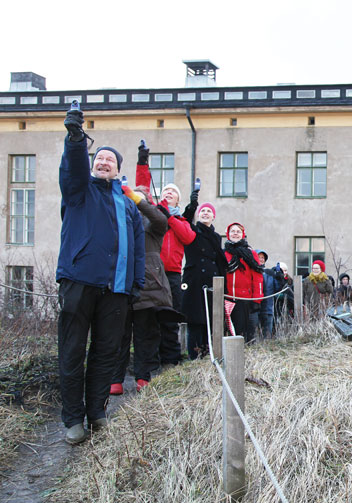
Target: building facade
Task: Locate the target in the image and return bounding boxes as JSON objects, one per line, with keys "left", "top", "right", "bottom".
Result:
{"left": 1, "top": 65, "right": 352, "bottom": 303}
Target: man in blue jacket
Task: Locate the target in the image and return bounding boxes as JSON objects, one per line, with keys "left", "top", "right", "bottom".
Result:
{"left": 56, "top": 107, "right": 145, "bottom": 444}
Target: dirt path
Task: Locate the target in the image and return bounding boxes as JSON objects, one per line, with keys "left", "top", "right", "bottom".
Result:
{"left": 0, "top": 376, "right": 136, "bottom": 503}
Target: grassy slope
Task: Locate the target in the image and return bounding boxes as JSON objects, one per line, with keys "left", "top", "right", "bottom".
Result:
{"left": 46, "top": 321, "right": 352, "bottom": 503}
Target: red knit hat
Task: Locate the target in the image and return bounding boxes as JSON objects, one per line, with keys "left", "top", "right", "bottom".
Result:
{"left": 312, "top": 260, "right": 325, "bottom": 272}
{"left": 198, "top": 202, "right": 216, "bottom": 218}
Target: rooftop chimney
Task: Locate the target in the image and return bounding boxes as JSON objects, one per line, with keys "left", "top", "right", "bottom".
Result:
{"left": 183, "top": 60, "right": 218, "bottom": 88}
{"left": 10, "top": 72, "right": 46, "bottom": 92}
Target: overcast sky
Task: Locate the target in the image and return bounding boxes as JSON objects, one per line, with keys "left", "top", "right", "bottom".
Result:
{"left": 2, "top": 0, "right": 352, "bottom": 92}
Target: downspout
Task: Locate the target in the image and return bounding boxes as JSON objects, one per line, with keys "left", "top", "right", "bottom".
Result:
{"left": 185, "top": 107, "right": 196, "bottom": 189}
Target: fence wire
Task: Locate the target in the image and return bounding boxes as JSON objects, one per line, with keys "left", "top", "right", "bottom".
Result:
{"left": 203, "top": 286, "right": 289, "bottom": 503}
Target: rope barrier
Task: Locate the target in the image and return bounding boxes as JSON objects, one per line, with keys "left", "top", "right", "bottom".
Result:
{"left": 208, "top": 285, "right": 290, "bottom": 302}
{"left": 0, "top": 282, "right": 58, "bottom": 299}
{"left": 203, "top": 286, "right": 289, "bottom": 503}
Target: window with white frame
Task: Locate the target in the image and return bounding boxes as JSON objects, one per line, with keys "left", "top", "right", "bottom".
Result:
{"left": 296, "top": 152, "right": 327, "bottom": 197}
{"left": 295, "top": 237, "right": 325, "bottom": 276}
{"left": 9, "top": 155, "right": 36, "bottom": 244}
{"left": 6, "top": 265, "right": 34, "bottom": 309}
{"left": 149, "top": 154, "right": 174, "bottom": 197}
{"left": 219, "top": 153, "right": 248, "bottom": 197}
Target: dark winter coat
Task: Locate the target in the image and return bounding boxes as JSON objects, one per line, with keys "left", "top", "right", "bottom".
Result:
{"left": 261, "top": 268, "right": 285, "bottom": 315}
{"left": 135, "top": 163, "right": 196, "bottom": 273}
{"left": 303, "top": 273, "right": 333, "bottom": 317}
{"left": 134, "top": 199, "right": 173, "bottom": 311}
{"left": 181, "top": 222, "right": 228, "bottom": 325}
{"left": 56, "top": 137, "right": 145, "bottom": 294}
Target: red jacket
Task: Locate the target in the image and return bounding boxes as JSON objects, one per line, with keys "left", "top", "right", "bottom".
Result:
{"left": 225, "top": 222, "right": 263, "bottom": 303}
{"left": 136, "top": 164, "right": 195, "bottom": 273}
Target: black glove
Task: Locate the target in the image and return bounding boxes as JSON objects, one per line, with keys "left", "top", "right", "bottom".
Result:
{"left": 64, "top": 110, "right": 85, "bottom": 142}
{"left": 190, "top": 189, "right": 199, "bottom": 207}
{"left": 250, "top": 302, "right": 261, "bottom": 313}
{"left": 129, "top": 284, "right": 141, "bottom": 305}
{"left": 157, "top": 204, "right": 171, "bottom": 219}
{"left": 138, "top": 140, "right": 149, "bottom": 165}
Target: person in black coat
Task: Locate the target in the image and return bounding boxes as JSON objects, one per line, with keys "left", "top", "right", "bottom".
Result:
{"left": 181, "top": 193, "right": 228, "bottom": 359}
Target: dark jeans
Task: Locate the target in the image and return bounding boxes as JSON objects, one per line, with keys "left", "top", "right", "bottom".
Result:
{"left": 159, "top": 272, "right": 182, "bottom": 364}
{"left": 112, "top": 307, "right": 161, "bottom": 383}
{"left": 187, "top": 323, "right": 208, "bottom": 360}
{"left": 58, "top": 279, "right": 128, "bottom": 428}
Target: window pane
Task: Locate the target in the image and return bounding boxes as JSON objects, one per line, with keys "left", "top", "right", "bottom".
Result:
{"left": 150, "top": 155, "right": 161, "bottom": 168}
{"left": 312, "top": 253, "right": 325, "bottom": 263}
{"left": 163, "top": 169, "right": 174, "bottom": 186}
{"left": 297, "top": 253, "right": 309, "bottom": 267}
{"left": 163, "top": 155, "right": 174, "bottom": 168}
{"left": 296, "top": 238, "right": 310, "bottom": 252}
{"left": 27, "top": 190, "right": 35, "bottom": 216}
{"left": 13, "top": 157, "right": 25, "bottom": 182}
{"left": 14, "top": 217, "right": 23, "bottom": 243}
{"left": 297, "top": 153, "right": 312, "bottom": 167}
{"left": 220, "top": 169, "right": 234, "bottom": 196}
{"left": 236, "top": 153, "right": 248, "bottom": 168}
{"left": 311, "top": 238, "right": 325, "bottom": 252}
{"left": 12, "top": 190, "right": 24, "bottom": 215}
{"left": 28, "top": 156, "right": 36, "bottom": 182}
{"left": 312, "top": 153, "right": 327, "bottom": 167}
{"left": 220, "top": 153, "right": 235, "bottom": 168}
{"left": 297, "top": 169, "right": 311, "bottom": 196}
{"left": 234, "top": 169, "right": 247, "bottom": 195}
{"left": 313, "top": 169, "right": 326, "bottom": 196}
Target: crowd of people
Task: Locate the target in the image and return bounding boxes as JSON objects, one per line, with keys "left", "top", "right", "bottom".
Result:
{"left": 56, "top": 107, "right": 349, "bottom": 444}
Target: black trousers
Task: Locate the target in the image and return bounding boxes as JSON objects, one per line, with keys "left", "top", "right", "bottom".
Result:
{"left": 58, "top": 279, "right": 128, "bottom": 428}
{"left": 159, "top": 271, "right": 182, "bottom": 364}
{"left": 187, "top": 323, "right": 208, "bottom": 360}
{"left": 230, "top": 300, "right": 252, "bottom": 342}
{"left": 112, "top": 307, "right": 161, "bottom": 383}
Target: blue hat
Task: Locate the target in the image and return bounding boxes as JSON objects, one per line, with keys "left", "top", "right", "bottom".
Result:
{"left": 255, "top": 249, "right": 268, "bottom": 262}
{"left": 93, "top": 146, "right": 123, "bottom": 172}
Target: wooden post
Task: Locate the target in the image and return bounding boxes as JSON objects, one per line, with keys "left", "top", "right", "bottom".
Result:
{"left": 223, "top": 335, "right": 246, "bottom": 500}
{"left": 213, "top": 276, "right": 224, "bottom": 361}
{"left": 293, "top": 275, "right": 303, "bottom": 323}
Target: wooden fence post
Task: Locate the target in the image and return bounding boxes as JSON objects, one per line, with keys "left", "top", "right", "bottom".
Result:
{"left": 212, "top": 276, "right": 224, "bottom": 361}
{"left": 223, "top": 335, "right": 246, "bottom": 500}
{"left": 293, "top": 275, "right": 303, "bottom": 323}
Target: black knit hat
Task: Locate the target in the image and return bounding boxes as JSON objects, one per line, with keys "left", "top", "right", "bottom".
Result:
{"left": 339, "top": 273, "right": 350, "bottom": 282}
{"left": 93, "top": 146, "right": 123, "bottom": 172}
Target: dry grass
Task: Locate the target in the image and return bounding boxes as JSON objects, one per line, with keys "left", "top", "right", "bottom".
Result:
{"left": 45, "top": 317, "right": 352, "bottom": 503}
{"left": 0, "top": 306, "right": 59, "bottom": 473}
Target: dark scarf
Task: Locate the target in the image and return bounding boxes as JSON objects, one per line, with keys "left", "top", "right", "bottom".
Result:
{"left": 196, "top": 222, "right": 228, "bottom": 274}
{"left": 224, "top": 239, "right": 263, "bottom": 274}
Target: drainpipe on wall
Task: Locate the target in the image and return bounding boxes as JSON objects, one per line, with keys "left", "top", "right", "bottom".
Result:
{"left": 185, "top": 107, "right": 196, "bottom": 190}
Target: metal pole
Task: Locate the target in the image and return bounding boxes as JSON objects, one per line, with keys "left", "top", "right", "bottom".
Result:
{"left": 212, "top": 276, "right": 224, "bottom": 360}
{"left": 223, "top": 335, "right": 246, "bottom": 500}
{"left": 293, "top": 275, "right": 303, "bottom": 323}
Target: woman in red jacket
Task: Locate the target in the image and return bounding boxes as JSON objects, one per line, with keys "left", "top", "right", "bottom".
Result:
{"left": 224, "top": 222, "right": 263, "bottom": 343}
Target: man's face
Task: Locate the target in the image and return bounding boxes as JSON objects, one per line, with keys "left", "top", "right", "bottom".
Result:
{"left": 229, "top": 225, "right": 243, "bottom": 243}
{"left": 342, "top": 277, "right": 349, "bottom": 286}
{"left": 92, "top": 150, "right": 119, "bottom": 180}
{"left": 198, "top": 207, "right": 214, "bottom": 227}
{"left": 258, "top": 253, "right": 266, "bottom": 265}
{"left": 161, "top": 187, "right": 179, "bottom": 207}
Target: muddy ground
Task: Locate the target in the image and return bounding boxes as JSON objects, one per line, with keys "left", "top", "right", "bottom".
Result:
{"left": 0, "top": 361, "right": 137, "bottom": 503}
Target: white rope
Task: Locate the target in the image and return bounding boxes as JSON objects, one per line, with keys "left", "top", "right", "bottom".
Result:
{"left": 222, "top": 285, "right": 290, "bottom": 302}
{"left": 0, "top": 282, "right": 58, "bottom": 299}
{"left": 203, "top": 287, "right": 289, "bottom": 503}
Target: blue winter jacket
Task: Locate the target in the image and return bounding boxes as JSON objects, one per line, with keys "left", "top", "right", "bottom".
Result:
{"left": 56, "top": 137, "right": 145, "bottom": 294}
